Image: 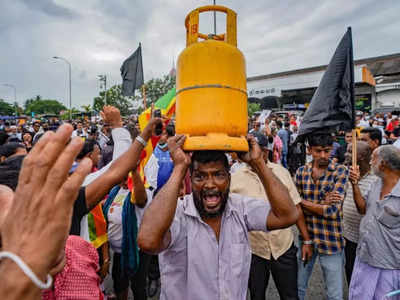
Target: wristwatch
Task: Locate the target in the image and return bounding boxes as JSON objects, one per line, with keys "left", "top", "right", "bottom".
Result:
{"left": 303, "top": 240, "right": 313, "bottom": 245}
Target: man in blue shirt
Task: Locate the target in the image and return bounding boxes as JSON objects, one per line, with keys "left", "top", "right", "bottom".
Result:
{"left": 277, "top": 121, "right": 290, "bottom": 168}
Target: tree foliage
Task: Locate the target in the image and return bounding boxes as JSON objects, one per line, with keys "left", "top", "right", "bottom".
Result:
{"left": 93, "top": 85, "right": 134, "bottom": 116}
{"left": 93, "top": 75, "right": 176, "bottom": 116}
{"left": 24, "top": 95, "right": 67, "bottom": 115}
{"left": 140, "top": 75, "right": 176, "bottom": 106}
{"left": 248, "top": 102, "right": 261, "bottom": 117}
{"left": 0, "top": 99, "right": 14, "bottom": 115}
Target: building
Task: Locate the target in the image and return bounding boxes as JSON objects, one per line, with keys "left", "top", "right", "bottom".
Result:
{"left": 247, "top": 53, "right": 400, "bottom": 112}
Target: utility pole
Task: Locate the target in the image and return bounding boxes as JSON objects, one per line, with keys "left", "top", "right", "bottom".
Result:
{"left": 213, "top": 0, "right": 216, "bottom": 34}
{"left": 98, "top": 75, "right": 107, "bottom": 105}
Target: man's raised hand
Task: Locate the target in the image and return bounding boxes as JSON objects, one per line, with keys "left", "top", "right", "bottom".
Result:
{"left": 168, "top": 135, "right": 191, "bottom": 168}
{"left": 0, "top": 124, "right": 92, "bottom": 280}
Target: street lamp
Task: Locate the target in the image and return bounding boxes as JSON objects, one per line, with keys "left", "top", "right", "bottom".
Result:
{"left": 2, "top": 83, "right": 17, "bottom": 115}
{"left": 53, "top": 56, "right": 72, "bottom": 120}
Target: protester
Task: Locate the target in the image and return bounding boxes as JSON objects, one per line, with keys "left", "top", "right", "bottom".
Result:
{"left": 143, "top": 123, "right": 175, "bottom": 296}
{"left": 138, "top": 134, "right": 298, "bottom": 300}
{"left": 295, "top": 133, "right": 348, "bottom": 300}
{"left": 71, "top": 121, "right": 88, "bottom": 138}
{"left": 349, "top": 145, "right": 400, "bottom": 300}
{"left": 0, "top": 142, "right": 27, "bottom": 162}
{"left": 360, "top": 127, "right": 382, "bottom": 151}
{"left": 231, "top": 133, "right": 310, "bottom": 300}
{"left": 103, "top": 170, "right": 149, "bottom": 300}
{"left": 342, "top": 141, "right": 377, "bottom": 284}
{"left": 277, "top": 121, "right": 290, "bottom": 168}
{"left": 333, "top": 131, "right": 352, "bottom": 164}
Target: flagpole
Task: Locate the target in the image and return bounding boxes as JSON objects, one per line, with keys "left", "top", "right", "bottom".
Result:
{"left": 348, "top": 27, "right": 357, "bottom": 170}
{"left": 142, "top": 85, "right": 147, "bottom": 110}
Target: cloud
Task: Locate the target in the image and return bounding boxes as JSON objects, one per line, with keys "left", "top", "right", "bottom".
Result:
{"left": 0, "top": 0, "right": 399, "bottom": 108}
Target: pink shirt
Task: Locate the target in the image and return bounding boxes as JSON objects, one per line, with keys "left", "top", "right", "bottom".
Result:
{"left": 42, "top": 235, "right": 103, "bottom": 300}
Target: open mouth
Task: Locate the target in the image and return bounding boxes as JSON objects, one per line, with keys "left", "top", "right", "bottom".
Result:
{"left": 203, "top": 195, "right": 221, "bottom": 208}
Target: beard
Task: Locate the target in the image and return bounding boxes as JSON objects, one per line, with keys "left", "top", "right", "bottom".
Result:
{"left": 193, "top": 188, "right": 230, "bottom": 219}
{"left": 371, "top": 164, "right": 384, "bottom": 178}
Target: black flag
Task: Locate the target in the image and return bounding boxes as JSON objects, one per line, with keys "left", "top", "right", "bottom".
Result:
{"left": 298, "top": 28, "right": 355, "bottom": 139}
{"left": 120, "top": 43, "right": 144, "bottom": 96}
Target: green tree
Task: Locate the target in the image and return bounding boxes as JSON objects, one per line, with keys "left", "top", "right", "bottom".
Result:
{"left": 93, "top": 75, "right": 176, "bottom": 115}
{"left": 248, "top": 102, "right": 261, "bottom": 117}
{"left": 0, "top": 99, "right": 14, "bottom": 115}
{"left": 93, "top": 85, "right": 134, "bottom": 116}
{"left": 13, "top": 102, "right": 23, "bottom": 116}
{"left": 24, "top": 95, "right": 67, "bottom": 115}
{"left": 81, "top": 104, "right": 92, "bottom": 113}
{"left": 141, "top": 75, "right": 176, "bottom": 107}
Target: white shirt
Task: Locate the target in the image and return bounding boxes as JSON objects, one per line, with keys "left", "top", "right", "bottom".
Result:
{"left": 80, "top": 127, "right": 132, "bottom": 241}
{"left": 107, "top": 188, "right": 130, "bottom": 253}
{"left": 393, "top": 138, "right": 400, "bottom": 149}
{"left": 71, "top": 129, "right": 88, "bottom": 138}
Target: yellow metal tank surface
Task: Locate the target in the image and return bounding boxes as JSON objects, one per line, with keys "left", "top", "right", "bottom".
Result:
{"left": 176, "top": 5, "right": 249, "bottom": 151}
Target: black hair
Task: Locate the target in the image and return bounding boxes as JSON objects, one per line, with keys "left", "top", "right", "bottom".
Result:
{"left": 125, "top": 123, "right": 140, "bottom": 140}
{"left": 190, "top": 151, "right": 230, "bottom": 174}
{"left": 361, "top": 127, "right": 382, "bottom": 146}
{"left": 0, "top": 143, "right": 26, "bottom": 158}
{"left": 307, "top": 133, "right": 334, "bottom": 147}
{"left": 0, "top": 131, "right": 8, "bottom": 146}
{"left": 0, "top": 155, "right": 25, "bottom": 190}
{"left": 276, "top": 120, "right": 283, "bottom": 128}
{"left": 32, "top": 133, "right": 45, "bottom": 146}
{"left": 77, "top": 139, "right": 99, "bottom": 160}
{"left": 393, "top": 127, "right": 400, "bottom": 138}
{"left": 284, "top": 122, "right": 290, "bottom": 129}
{"left": 166, "top": 124, "right": 175, "bottom": 137}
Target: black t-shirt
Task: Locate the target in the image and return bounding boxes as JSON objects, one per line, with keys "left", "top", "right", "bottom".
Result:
{"left": 69, "top": 187, "right": 89, "bottom": 236}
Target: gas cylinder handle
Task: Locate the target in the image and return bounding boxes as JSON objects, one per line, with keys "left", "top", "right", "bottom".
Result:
{"left": 185, "top": 5, "right": 237, "bottom": 47}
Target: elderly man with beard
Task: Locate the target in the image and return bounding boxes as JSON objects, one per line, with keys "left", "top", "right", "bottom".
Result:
{"left": 295, "top": 133, "right": 348, "bottom": 300}
{"left": 349, "top": 145, "right": 400, "bottom": 300}
{"left": 138, "top": 135, "right": 298, "bottom": 300}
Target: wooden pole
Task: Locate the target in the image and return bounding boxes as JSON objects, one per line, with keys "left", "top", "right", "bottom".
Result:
{"left": 352, "top": 129, "right": 357, "bottom": 170}
{"left": 142, "top": 85, "right": 147, "bottom": 110}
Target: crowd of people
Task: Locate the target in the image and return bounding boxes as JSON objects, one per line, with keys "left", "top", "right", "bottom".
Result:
{"left": 0, "top": 106, "right": 399, "bottom": 300}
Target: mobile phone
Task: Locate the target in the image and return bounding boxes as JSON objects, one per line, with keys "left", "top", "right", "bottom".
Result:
{"left": 153, "top": 109, "right": 163, "bottom": 136}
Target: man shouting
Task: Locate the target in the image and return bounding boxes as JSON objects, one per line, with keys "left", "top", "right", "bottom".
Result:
{"left": 138, "top": 135, "right": 298, "bottom": 300}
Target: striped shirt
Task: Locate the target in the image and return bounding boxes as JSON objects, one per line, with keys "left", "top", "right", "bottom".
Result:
{"left": 343, "top": 173, "right": 377, "bottom": 243}
{"left": 295, "top": 161, "right": 348, "bottom": 255}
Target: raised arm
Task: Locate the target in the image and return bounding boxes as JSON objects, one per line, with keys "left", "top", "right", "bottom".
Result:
{"left": 349, "top": 166, "right": 366, "bottom": 215}
{"left": 138, "top": 135, "right": 190, "bottom": 254}
{"left": 131, "top": 168, "right": 147, "bottom": 208}
{"left": 85, "top": 114, "right": 161, "bottom": 211}
{"left": 239, "top": 135, "right": 298, "bottom": 230}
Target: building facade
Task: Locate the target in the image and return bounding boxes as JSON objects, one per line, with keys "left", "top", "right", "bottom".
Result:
{"left": 247, "top": 53, "right": 400, "bottom": 113}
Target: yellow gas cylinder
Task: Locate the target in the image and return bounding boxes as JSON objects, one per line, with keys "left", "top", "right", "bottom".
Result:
{"left": 176, "top": 5, "right": 248, "bottom": 151}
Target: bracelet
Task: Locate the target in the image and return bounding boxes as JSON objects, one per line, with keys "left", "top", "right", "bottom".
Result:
{"left": 135, "top": 135, "right": 147, "bottom": 147}
{"left": 303, "top": 240, "right": 313, "bottom": 245}
{"left": 0, "top": 251, "right": 53, "bottom": 289}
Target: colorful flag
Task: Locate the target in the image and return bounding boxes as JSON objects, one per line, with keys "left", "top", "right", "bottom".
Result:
{"left": 87, "top": 203, "right": 108, "bottom": 249}
{"left": 129, "top": 88, "right": 176, "bottom": 202}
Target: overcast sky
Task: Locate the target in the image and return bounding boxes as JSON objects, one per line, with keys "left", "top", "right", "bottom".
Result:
{"left": 1, "top": 0, "right": 399, "bottom": 108}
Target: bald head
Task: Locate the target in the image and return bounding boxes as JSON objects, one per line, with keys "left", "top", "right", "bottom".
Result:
{"left": 345, "top": 141, "right": 372, "bottom": 167}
